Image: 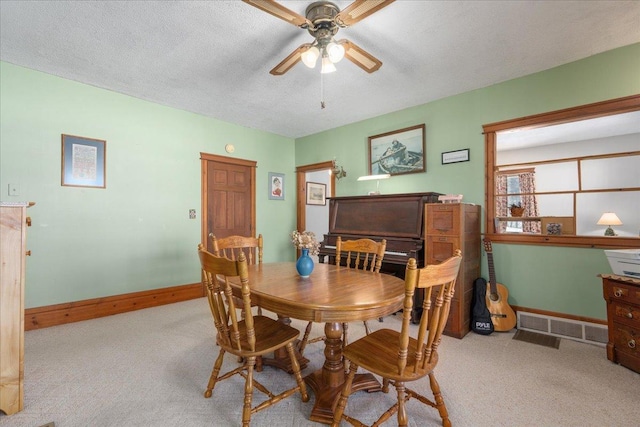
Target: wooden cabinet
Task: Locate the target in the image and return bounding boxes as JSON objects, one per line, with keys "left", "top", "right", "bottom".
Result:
{"left": 425, "top": 203, "right": 481, "bottom": 338}
{"left": 601, "top": 274, "right": 640, "bottom": 374}
{"left": 0, "top": 202, "right": 33, "bottom": 415}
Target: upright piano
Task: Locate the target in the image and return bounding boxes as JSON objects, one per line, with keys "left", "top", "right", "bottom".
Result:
{"left": 318, "top": 192, "right": 441, "bottom": 322}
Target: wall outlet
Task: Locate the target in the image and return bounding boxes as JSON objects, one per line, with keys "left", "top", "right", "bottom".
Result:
{"left": 8, "top": 183, "right": 20, "bottom": 196}
{"left": 189, "top": 209, "right": 196, "bottom": 219}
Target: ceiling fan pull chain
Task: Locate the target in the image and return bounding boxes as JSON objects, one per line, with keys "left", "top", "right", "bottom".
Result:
{"left": 320, "top": 72, "right": 325, "bottom": 109}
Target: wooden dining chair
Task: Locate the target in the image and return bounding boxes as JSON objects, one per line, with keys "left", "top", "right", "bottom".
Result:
{"left": 332, "top": 250, "right": 462, "bottom": 427}
{"left": 210, "top": 233, "right": 263, "bottom": 316}
{"left": 197, "top": 244, "right": 309, "bottom": 426}
{"left": 298, "top": 236, "right": 387, "bottom": 357}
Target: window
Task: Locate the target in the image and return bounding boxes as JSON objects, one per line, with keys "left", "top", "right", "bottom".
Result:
{"left": 484, "top": 95, "right": 640, "bottom": 249}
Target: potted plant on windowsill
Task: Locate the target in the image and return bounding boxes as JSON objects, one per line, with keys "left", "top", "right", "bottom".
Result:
{"left": 509, "top": 203, "right": 525, "bottom": 217}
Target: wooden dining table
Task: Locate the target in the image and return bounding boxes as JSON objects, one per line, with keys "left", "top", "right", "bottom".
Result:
{"left": 226, "top": 261, "right": 406, "bottom": 424}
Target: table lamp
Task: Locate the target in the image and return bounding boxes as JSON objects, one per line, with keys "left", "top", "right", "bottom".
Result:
{"left": 597, "top": 212, "right": 622, "bottom": 236}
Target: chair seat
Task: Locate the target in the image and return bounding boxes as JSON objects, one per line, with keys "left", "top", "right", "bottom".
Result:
{"left": 342, "top": 328, "right": 438, "bottom": 382}
{"left": 218, "top": 315, "right": 300, "bottom": 357}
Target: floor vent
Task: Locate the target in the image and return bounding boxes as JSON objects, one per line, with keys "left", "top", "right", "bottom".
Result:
{"left": 517, "top": 312, "right": 607, "bottom": 346}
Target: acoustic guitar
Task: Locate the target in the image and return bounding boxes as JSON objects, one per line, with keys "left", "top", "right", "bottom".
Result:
{"left": 483, "top": 239, "right": 517, "bottom": 331}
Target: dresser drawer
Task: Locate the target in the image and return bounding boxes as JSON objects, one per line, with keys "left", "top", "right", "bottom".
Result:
{"left": 612, "top": 302, "right": 640, "bottom": 328}
{"left": 605, "top": 281, "right": 640, "bottom": 305}
{"left": 611, "top": 322, "right": 639, "bottom": 360}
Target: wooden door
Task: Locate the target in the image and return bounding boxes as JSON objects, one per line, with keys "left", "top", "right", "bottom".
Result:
{"left": 201, "top": 153, "right": 256, "bottom": 253}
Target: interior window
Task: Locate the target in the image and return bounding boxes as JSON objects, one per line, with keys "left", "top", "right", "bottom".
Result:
{"left": 483, "top": 95, "right": 640, "bottom": 249}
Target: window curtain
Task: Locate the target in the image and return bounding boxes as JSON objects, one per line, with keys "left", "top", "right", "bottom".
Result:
{"left": 496, "top": 174, "right": 508, "bottom": 233}
{"left": 519, "top": 172, "right": 541, "bottom": 233}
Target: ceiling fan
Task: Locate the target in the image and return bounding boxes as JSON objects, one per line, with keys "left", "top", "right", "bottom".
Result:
{"left": 242, "top": 0, "right": 395, "bottom": 75}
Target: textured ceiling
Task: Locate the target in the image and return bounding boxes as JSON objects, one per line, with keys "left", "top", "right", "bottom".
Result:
{"left": 1, "top": 1, "right": 639, "bottom": 139}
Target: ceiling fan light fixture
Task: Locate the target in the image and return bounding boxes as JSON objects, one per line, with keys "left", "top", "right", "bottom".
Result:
{"left": 320, "top": 55, "right": 336, "bottom": 73}
{"left": 326, "top": 41, "right": 345, "bottom": 63}
{"left": 301, "top": 45, "right": 319, "bottom": 68}
{"left": 244, "top": 0, "right": 394, "bottom": 76}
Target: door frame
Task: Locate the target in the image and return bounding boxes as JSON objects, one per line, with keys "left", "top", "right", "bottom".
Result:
{"left": 295, "top": 160, "right": 335, "bottom": 235}
{"left": 200, "top": 152, "right": 257, "bottom": 247}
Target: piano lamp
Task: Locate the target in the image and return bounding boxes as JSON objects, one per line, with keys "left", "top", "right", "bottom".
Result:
{"left": 358, "top": 174, "right": 391, "bottom": 195}
{"left": 597, "top": 212, "right": 622, "bottom": 236}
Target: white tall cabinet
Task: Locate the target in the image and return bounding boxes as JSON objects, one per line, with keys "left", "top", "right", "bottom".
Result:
{"left": 0, "top": 202, "right": 33, "bottom": 415}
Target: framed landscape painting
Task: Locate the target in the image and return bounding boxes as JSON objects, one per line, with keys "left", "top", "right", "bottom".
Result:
{"left": 368, "top": 124, "right": 425, "bottom": 176}
{"left": 306, "top": 182, "right": 326, "bottom": 205}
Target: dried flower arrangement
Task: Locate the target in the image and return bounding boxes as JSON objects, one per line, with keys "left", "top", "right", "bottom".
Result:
{"left": 290, "top": 230, "right": 320, "bottom": 255}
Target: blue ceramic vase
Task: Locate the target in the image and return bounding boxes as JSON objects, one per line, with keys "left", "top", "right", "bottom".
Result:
{"left": 296, "top": 248, "right": 314, "bottom": 278}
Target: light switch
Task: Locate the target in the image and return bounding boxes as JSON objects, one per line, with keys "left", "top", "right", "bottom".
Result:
{"left": 8, "top": 183, "right": 20, "bottom": 196}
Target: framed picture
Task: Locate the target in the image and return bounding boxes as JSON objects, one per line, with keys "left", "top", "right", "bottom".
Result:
{"left": 268, "top": 172, "right": 285, "bottom": 200}
{"left": 61, "top": 134, "right": 106, "bottom": 188}
{"left": 368, "top": 124, "right": 425, "bottom": 176}
{"left": 306, "top": 182, "right": 326, "bottom": 205}
{"left": 442, "top": 148, "right": 470, "bottom": 164}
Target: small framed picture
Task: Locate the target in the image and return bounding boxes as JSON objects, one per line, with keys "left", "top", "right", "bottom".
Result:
{"left": 61, "top": 134, "right": 106, "bottom": 188}
{"left": 268, "top": 172, "right": 285, "bottom": 200}
{"left": 306, "top": 182, "right": 326, "bottom": 205}
{"left": 441, "top": 148, "right": 470, "bottom": 165}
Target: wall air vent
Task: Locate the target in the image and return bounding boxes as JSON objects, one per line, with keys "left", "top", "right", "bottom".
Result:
{"left": 517, "top": 312, "right": 607, "bottom": 346}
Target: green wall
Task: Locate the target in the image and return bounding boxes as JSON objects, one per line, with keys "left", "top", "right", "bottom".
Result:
{"left": 295, "top": 43, "right": 640, "bottom": 320}
{"left": 0, "top": 62, "right": 296, "bottom": 307}
{"left": 2, "top": 43, "right": 639, "bottom": 318}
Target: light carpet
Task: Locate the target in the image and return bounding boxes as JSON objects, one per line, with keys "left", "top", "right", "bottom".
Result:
{"left": 1, "top": 298, "right": 638, "bottom": 426}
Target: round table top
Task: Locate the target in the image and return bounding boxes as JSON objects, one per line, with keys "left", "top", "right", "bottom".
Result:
{"left": 230, "top": 262, "right": 406, "bottom": 323}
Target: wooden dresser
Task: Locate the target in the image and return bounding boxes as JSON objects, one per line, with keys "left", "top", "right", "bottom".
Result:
{"left": 425, "top": 203, "right": 481, "bottom": 338}
{"left": 0, "top": 202, "right": 34, "bottom": 415}
{"left": 600, "top": 274, "right": 640, "bottom": 374}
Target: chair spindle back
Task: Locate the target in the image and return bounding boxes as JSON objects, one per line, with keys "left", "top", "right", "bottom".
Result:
{"left": 198, "top": 244, "right": 255, "bottom": 353}
{"left": 335, "top": 236, "right": 387, "bottom": 272}
{"left": 209, "top": 234, "right": 263, "bottom": 265}
{"left": 398, "top": 250, "right": 462, "bottom": 375}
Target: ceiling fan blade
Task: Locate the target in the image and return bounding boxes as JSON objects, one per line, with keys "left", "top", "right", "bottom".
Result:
{"left": 242, "top": 0, "right": 311, "bottom": 28}
{"left": 270, "top": 43, "right": 313, "bottom": 76}
{"left": 340, "top": 40, "right": 382, "bottom": 73}
{"left": 336, "top": 0, "right": 396, "bottom": 27}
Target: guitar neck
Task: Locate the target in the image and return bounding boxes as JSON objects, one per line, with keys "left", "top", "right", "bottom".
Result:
{"left": 487, "top": 252, "right": 498, "bottom": 294}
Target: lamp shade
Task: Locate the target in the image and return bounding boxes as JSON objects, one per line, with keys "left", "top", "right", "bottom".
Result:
{"left": 326, "top": 41, "right": 345, "bottom": 63}
{"left": 357, "top": 174, "right": 391, "bottom": 181}
{"left": 320, "top": 56, "right": 336, "bottom": 73}
{"left": 597, "top": 212, "right": 623, "bottom": 226}
{"left": 301, "top": 46, "right": 319, "bottom": 68}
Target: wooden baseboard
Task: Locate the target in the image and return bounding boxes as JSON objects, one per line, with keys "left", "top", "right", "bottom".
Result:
{"left": 511, "top": 305, "right": 607, "bottom": 325}
{"left": 25, "top": 283, "right": 204, "bottom": 331}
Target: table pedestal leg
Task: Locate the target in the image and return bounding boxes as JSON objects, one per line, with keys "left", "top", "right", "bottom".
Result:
{"left": 260, "top": 314, "right": 309, "bottom": 373}
{"left": 305, "top": 322, "right": 381, "bottom": 424}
